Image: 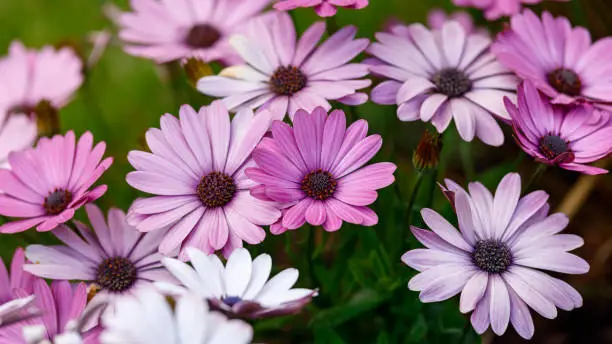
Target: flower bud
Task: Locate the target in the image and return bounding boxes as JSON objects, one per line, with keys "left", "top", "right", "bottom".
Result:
{"left": 412, "top": 130, "right": 443, "bottom": 172}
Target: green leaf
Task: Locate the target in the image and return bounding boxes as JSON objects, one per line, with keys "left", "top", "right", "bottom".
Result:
{"left": 407, "top": 314, "right": 428, "bottom": 343}
{"left": 310, "top": 289, "right": 390, "bottom": 328}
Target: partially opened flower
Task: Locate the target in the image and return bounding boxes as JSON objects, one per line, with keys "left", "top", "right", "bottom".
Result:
{"left": 0, "top": 114, "right": 37, "bottom": 169}
{"left": 0, "top": 131, "right": 113, "bottom": 233}
{"left": 506, "top": 82, "right": 612, "bottom": 175}
{"left": 453, "top": 0, "right": 565, "bottom": 20}
{"left": 101, "top": 289, "right": 253, "bottom": 344}
{"left": 492, "top": 10, "right": 612, "bottom": 110}
{"left": 369, "top": 20, "right": 517, "bottom": 146}
{"left": 158, "top": 247, "right": 316, "bottom": 319}
{"left": 402, "top": 173, "right": 589, "bottom": 339}
{"left": 246, "top": 107, "right": 396, "bottom": 233}
{"left": 274, "top": 0, "right": 368, "bottom": 17}
{"left": 126, "top": 102, "right": 280, "bottom": 257}
{"left": 197, "top": 12, "right": 370, "bottom": 120}
{"left": 117, "top": 0, "right": 272, "bottom": 63}
{"left": 24, "top": 204, "right": 172, "bottom": 311}
{"left": 0, "top": 296, "right": 38, "bottom": 329}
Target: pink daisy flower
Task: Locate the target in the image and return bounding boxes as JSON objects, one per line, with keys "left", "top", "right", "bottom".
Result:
{"left": 126, "top": 102, "right": 280, "bottom": 258}
{"left": 0, "top": 41, "right": 83, "bottom": 116}
{"left": 274, "top": 0, "right": 368, "bottom": 17}
{"left": 427, "top": 9, "right": 484, "bottom": 36}
{"left": 369, "top": 20, "right": 517, "bottom": 146}
{"left": 0, "top": 296, "right": 38, "bottom": 329}
{"left": 117, "top": 0, "right": 273, "bottom": 63}
{"left": 0, "top": 249, "right": 37, "bottom": 328}
{"left": 492, "top": 10, "right": 612, "bottom": 109}
{"left": 453, "top": 0, "right": 566, "bottom": 20}
{"left": 0, "top": 131, "right": 113, "bottom": 233}
{"left": 24, "top": 204, "right": 172, "bottom": 311}
{"left": 0, "top": 114, "right": 37, "bottom": 169}
{"left": 506, "top": 82, "right": 612, "bottom": 175}
{"left": 402, "top": 173, "right": 589, "bottom": 339}
{"left": 197, "top": 12, "right": 370, "bottom": 120}
{"left": 246, "top": 107, "right": 396, "bottom": 233}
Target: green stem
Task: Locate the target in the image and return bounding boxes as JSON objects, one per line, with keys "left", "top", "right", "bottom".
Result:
{"left": 524, "top": 164, "right": 548, "bottom": 192}
{"left": 325, "top": 17, "right": 339, "bottom": 36}
{"left": 81, "top": 74, "right": 111, "bottom": 138}
{"left": 307, "top": 227, "right": 319, "bottom": 289}
{"left": 404, "top": 172, "right": 425, "bottom": 239}
{"left": 460, "top": 141, "right": 475, "bottom": 181}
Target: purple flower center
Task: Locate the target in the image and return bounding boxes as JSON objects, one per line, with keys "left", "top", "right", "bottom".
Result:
{"left": 539, "top": 134, "right": 569, "bottom": 160}
{"left": 43, "top": 189, "right": 73, "bottom": 215}
{"left": 472, "top": 240, "right": 512, "bottom": 274}
{"left": 270, "top": 66, "right": 308, "bottom": 96}
{"left": 184, "top": 24, "right": 221, "bottom": 49}
{"left": 96, "top": 257, "right": 138, "bottom": 293}
{"left": 221, "top": 296, "right": 242, "bottom": 307}
{"left": 197, "top": 171, "right": 236, "bottom": 208}
{"left": 432, "top": 68, "right": 472, "bottom": 98}
{"left": 301, "top": 170, "right": 337, "bottom": 200}
{"left": 547, "top": 68, "right": 582, "bottom": 96}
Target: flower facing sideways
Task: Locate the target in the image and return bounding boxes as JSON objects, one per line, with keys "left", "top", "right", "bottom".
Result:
{"left": 453, "top": 0, "right": 566, "bottom": 20}
{"left": 402, "top": 173, "right": 589, "bottom": 339}
{"left": 274, "top": 0, "right": 368, "bottom": 17}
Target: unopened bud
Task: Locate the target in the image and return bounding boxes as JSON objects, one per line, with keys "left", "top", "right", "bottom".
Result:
{"left": 35, "top": 100, "right": 60, "bottom": 137}
{"left": 412, "top": 130, "right": 443, "bottom": 172}
{"left": 183, "top": 58, "right": 213, "bottom": 86}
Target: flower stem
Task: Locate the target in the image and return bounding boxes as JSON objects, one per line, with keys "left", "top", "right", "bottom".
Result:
{"left": 325, "top": 17, "right": 339, "bottom": 36}
{"left": 524, "top": 164, "right": 548, "bottom": 192}
{"left": 460, "top": 140, "right": 475, "bottom": 181}
{"left": 307, "top": 227, "right": 319, "bottom": 289}
{"left": 404, "top": 172, "right": 425, "bottom": 240}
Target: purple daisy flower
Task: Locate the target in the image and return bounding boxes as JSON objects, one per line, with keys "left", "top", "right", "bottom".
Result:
{"left": 0, "top": 296, "right": 38, "bottom": 329}
{"left": 453, "top": 0, "right": 566, "bottom": 20}
{"left": 0, "top": 131, "right": 113, "bottom": 233}
{"left": 126, "top": 102, "right": 280, "bottom": 258}
{"left": 157, "top": 247, "right": 316, "bottom": 319}
{"left": 492, "top": 10, "right": 612, "bottom": 110}
{"left": 0, "top": 249, "right": 38, "bottom": 329}
{"left": 274, "top": 0, "right": 369, "bottom": 18}
{"left": 369, "top": 20, "right": 517, "bottom": 146}
{"left": 246, "top": 107, "right": 396, "bottom": 233}
{"left": 23, "top": 204, "right": 172, "bottom": 311}
{"left": 117, "top": 0, "right": 273, "bottom": 64}
{"left": 197, "top": 12, "right": 370, "bottom": 120}
{"left": 402, "top": 173, "right": 589, "bottom": 339}
{"left": 506, "top": 82, "right": 612, "bottom": 175}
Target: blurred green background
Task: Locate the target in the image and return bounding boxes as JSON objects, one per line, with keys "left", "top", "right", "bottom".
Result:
{"left": 1, "top": 0, "right": 611, "bottom": 343}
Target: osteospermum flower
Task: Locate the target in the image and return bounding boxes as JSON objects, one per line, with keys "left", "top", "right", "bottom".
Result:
{"left": 101, "top": 289, "right": 253, "bottom": 344}
{"left": 126, "top": 102, "right": 280, "bottom": 257}
{"left": 0, "top": 297, "right": 38, "bottom": 329}
{"left": 246, "top": 107, "right": 396, "bottom": 233}
{"left": 453, "top": 0, "right": 565, "bottom": 20}
{"left": 506, "top": 82, "right": 612, "bottom": 175}
{"left": 369, "top": 20, "right": 517, "bottom": 146}
{"left": 24, "top": 204, "right": 172, "bottom": 311}
{"left": 492, "top": 10, "right": 612, "bottom": 110}
{"left": 0, "top": 41, "right": 83, "bottom": 116}
{"left": 427, "top": 9, "right": 485, "bottom": 36}
{"left": 117, "top": 0, "right": 272, "bottom": 63}
{"left": 402, "top": 173, "right": 589, "bottom": 339}
{"left": 158, "top": 247, "right": 316, "bottom": 319}
{"left": 197, "top": 12, "right": 370, "bottom": 120}
{"left": 0, "top": 131, "right": 113, "bottom": 233}
{"left": 274, "top": 0, "right": 368, "bottom": 17}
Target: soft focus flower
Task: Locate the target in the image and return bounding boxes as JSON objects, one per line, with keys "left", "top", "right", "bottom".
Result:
{"left": 369, "top": 20, "right": 517, "bottom": 146}
{"left": 0, "top": 114, "right": 37, "bottom": 168}
{"left": 402, "top": 173, "right": 589, "bottom": 339}
{"left": 506, "top": 82, "right": 612, "bottom": 175}
{"left": 453, "top": 0, "right": 566, "bottom": 20}
{"left": 0, "top": 131, "right": 113, "bottom": 233}
{"left": 1, "top": 249, "right": 37, "bottom": 303}
{"left": 0, "top": 296, "right": 38, "bottom": 329}
{"left": 274, "top": 0, "right": 368, "bottom": 17}
{"left": 492, "top": 10, "right": 612, "bottom": 110}
{"left": 126, "top": 102, "right": 280, "bottom": 258}
{"left": 197, "top": 12, "right": 370, "bottom": 120}
{"left": 117, "top": 0, "right": 272, "bottom": 64}
{"left": 101, "top": 289, "right": 253, "bottom": 344}
{"left": 246, "top": 107, "right": 396, "bottom": 233}
{"left": 158, "top": 247, "right": 316, "bottom": 319}
{"left": 427, "top": 9, "right": 484, "bottom": 36}
{"left": 24, "top": 204, "right": 172, "bottom": 311}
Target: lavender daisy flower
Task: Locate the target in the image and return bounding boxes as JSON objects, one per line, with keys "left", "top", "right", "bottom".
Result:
{"left": 24, "top": 204, "right": 172, "bottom": 311}
{"left": 197, "top": 12, "right": 370, "bottom": 120}
{"left": 0, "top": 131, "right": 113, "bottom": 233}
{"left": 369, "top": 20, "right": 517, "bottom": 146}
{"left": 453, "top": 0, "right": 566, "bottom": 20}
{"left": 506, "top": 82, "right": 612, "bottom": 175}
{"left": 401, "top": 173, "right": 589, "bottom": 339}
{"left": 0, "top": 249, "right": 36, "bottom": 303}
{"left": 157, "top": 247, "right": 316, "bottom": 319}
{"left": 0, "top": 297, "right": 38, "bottom": 329}
{"left": 492, "top": 10, "right": 612, "bottom": 110}
{"left": 101, "top": 289, "right": 253, "bottom": 344}
{"left": 117, "top": 0, "right": 272, "bottom": 64}
{"left": 126, "top": 102, "right": 280, "bottom": 258}
{"left": 246, "top": 107, "right": 396, "bottom": 233}
{"left": 274, "top": 0, "right": 368, "bottom": 17}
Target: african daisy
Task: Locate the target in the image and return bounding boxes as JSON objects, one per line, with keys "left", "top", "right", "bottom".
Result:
{"left": 274, "top": 0, "right": 368, "bottom": 17}
{"left": 453, "top": 0, "right": 566, "bottom": 20}
{"left": 0, "top": 296, "right": 37, "bottom": 329}
{"left": 0, "top": 113, "right": 36, "bottom": 169}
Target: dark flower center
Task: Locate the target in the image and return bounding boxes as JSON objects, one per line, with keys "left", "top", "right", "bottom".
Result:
{"left": 547, "top": 68, "right": 582, "bottom": 96}
{"left": 432, "top": 68, "right": 472, "bottom": 98}
{"left": 43, "top": 189, "right": 73, "bottom": 215}
{"left": 539, "top": 134, "right": 569, "bottom": 160}
{"left": 197, "top": 171, "right": 236, "bottom": 208}
{"left": 96, "top": 257, "right": 137, "bottom": 293}
{"left": 184, "top": 24, "right": 222, "bottom": 49}
{"left": 472, "top": 240, "right": 512, "bottom": 274}
{"left": 301, "top": 170, "right": 337, "bottom": 201}
{"left": 222, "top": 296, "right": 242, "bottom": 307}
{"left": 270, "top": 66, "right": 308, "bottom": 96}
